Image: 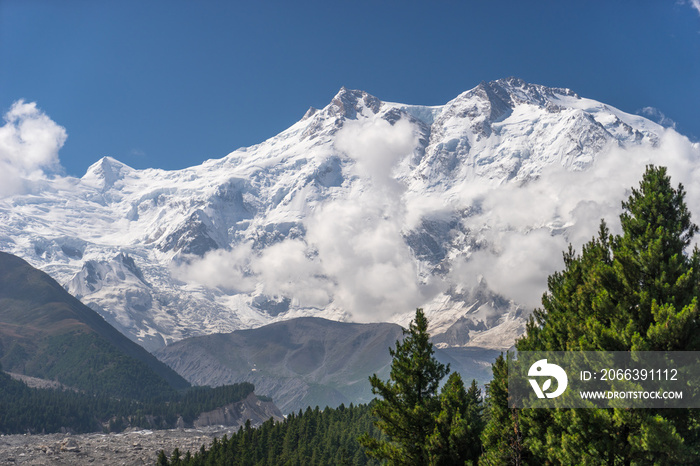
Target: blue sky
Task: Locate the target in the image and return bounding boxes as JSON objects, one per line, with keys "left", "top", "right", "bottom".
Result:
{"left": 2, "top": 1, "right": 700, "bottom": 177}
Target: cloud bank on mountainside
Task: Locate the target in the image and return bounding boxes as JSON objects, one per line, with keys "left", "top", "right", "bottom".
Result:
{"left": 447, "top": 129, "right": 700, "bottom": 310}
{"left": 174, "top": 118, "right": 442, "bottom": 322}
{"left": 4, "top": 82, "right": 700, "bottom": 351}
{"left": 174, "top": 111, "right": 700, "bottom": 320}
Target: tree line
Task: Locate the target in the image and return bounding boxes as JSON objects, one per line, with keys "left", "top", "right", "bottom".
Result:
{"left": 158, "top": 403, "right": 383, "bottom": 466}
{"left": 0, "top": 367, "right": 258, "bottom": 434}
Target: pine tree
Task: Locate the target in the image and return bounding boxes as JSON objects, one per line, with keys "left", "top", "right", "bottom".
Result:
{"left": 427, "top": 373, "right": 484, "bottom": 465}
{"left": 157, "top": 450, "right": 169, "bottom": 466}
{"left": 615, "top": 165, "right": 700, "bottom": 351}
{"left": 464, "top": 379, "right": 486, "bottom": 462}
{"left": 481, "top": 166, "right": 700, "bottom": 463}
{"left": 359, "top": 308, "right": 449, "bottom": 465}
{"left": 169, "top": 447, "right": 182, "bottom": 465}
{"left": 479, "top": 354, "right": 525, "bottom": 466}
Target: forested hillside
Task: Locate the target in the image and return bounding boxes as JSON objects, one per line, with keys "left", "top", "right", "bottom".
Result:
{"left": 0, "top": 251, "right": 188, "bottom": 399}
{"left": 0, "top": 367, "right": 271, "bottom": 434}
{"left": 0, "top": 252, "right": 282, "bottom": 435}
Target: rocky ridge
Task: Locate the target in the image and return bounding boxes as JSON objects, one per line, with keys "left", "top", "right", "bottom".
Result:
{"left": 155, "top": 317, "right": 500, "bottom": 413}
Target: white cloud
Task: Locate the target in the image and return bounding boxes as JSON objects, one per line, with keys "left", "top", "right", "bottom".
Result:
{"left": 251, "top": 239, "right": 332, "bottom": 308}
{"left": 301, "top": 118, "right": 442, "bottom": 321}
{"left": 306, "top": 198, "right": 439, "bottom": 321}
{"left": 0, "top": 100, "right": 67, "bottom": 196}
{"left": 691, "top": 0, "right": 700, "bottom": 16}
{"left": 336, "top": 118, "right": 416, "bottom": 196}
{"left": 447, "top": 129, "right": 700, "bottom": 309}
{"left": 171, "top": 243, "right": 257, "bottom": 294}
{"left": 637, "top": 107, "right": 677, "bottom": 130}
{"left": 172, "top": 120, "right": 700, "bottom": 322}
{"left": 451, "top": 229, "right": 569, "bottom": 310}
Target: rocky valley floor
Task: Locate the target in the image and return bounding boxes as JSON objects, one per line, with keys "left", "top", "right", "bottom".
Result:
{"left": 0, "top": 427, "right": 237, "bottom": 465}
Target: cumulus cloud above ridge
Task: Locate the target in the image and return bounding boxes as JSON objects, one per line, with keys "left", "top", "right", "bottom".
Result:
{"left": 0, "top": 100, "right": 67, "bottom": 196}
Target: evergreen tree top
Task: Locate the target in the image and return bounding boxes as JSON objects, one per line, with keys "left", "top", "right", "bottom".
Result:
{"left": 487, "top": 165, "right": 700, "bottom": 465}
{"left": 620, "top": 165, "right": 698, "bottom": 253}
{"left": 519, "top": 164, "right": 700, "bottom": 353}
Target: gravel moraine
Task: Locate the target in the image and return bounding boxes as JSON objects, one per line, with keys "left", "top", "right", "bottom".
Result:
{"left": 0, "top": 426, "right": 240, "bottom": 465}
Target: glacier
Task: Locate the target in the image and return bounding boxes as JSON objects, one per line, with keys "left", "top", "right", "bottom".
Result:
{"left": 1, "top": 77, "right": 685, "bottom": 352}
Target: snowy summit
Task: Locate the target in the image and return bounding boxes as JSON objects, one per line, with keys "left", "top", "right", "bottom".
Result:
{"left": 1, "top": 78, "right": 686, "bottom": 352}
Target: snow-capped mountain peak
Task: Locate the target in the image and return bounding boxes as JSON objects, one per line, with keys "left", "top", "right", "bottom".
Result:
{"left": 0, "top": 78, "right": 688, "bottom": 352}
{"left": 328, "top": 86, "right": 382, "bottom": 120}
{"left": 82, "top": 156, "right": 135, "bottom": 190}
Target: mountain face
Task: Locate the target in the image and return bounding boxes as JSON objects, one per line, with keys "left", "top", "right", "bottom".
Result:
{"left": 0, "top": 78, "right": 666, "bottom": 352}
{"left": 155, "top": 317, "right": 500, "bottom": 413}
{"left": 0, "top": 251, "right": 189, "bottom": 398}
{"left": 156, "top": 318, "right": 402, "bottom": 413}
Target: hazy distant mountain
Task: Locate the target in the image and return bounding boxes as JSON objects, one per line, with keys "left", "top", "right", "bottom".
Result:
{"left": 0, "top": 251, "right": 189, "bottom": 398}
{"left": 155, "top": 317, "right": 500, "bottom": 413}
{"left": 155, "top": 318, "right": 402, "bottom": 412}
{"left": 0, "top": 78, "right": 668, "bottom": 352}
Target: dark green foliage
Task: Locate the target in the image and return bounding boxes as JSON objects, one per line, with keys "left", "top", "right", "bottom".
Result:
{"left": 0, "top": 369, "right": 101, "bottom": 433}
{"left": 157, "top": 402, "right": 383, "bottom": 466}
{"left": 26, "top": 331, "right": 177, "bottom": 402}
{"left": 615, "top": 166, "right": 700, "bottom": 351}
{"left": 158, "top": 450, "right": 170, "bottom": 466}
{"left": 176, "top": 383, "right": 257, "bottom": 424}
{"left": 358, "top": 308, "right": 485, "bottom": 466}
{"left": 359, "top": 308, "right": 449, "bottom": 465}
{"left": 480, "top": 165, "right": 700, "bottom": 464}
{"left": 0, "top": 368, "right": 255, "bottom": 434}
{"left": 0, "top": 251, "right": 189, "bottom": 399}
{"left": 427, "top": 373, "right": 484, "bottom": 465}
{"left": 478, "top": 354, "right": 526, "bottom": 466}
{"left": 520, "top": 165, "right": 700, "bottom": 354}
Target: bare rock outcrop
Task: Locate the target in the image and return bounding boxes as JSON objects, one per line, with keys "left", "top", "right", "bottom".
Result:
{"left": 193, "top": 392, "right": 283, "bottom": 428}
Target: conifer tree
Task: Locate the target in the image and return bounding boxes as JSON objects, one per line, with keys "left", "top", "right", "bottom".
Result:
{"left": 615, "top": 165, "right": 700, "bottom": 351}
{"left": 479, "top": 354, "right": 525, "bottom": 466}
{"left": 427, "top": 373, "right": 484, "bottom": 465}
{"left": 157, "top": 450, "right": 169, "bottom": 466}
{"left": 464, "top": 379, "right": 486, "bottom": 461}
{"left": 481, "top": 165, "right": 700, "bottom": 463}
{"left": 359, "top": 308, "right": 449, "bottom": 465}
